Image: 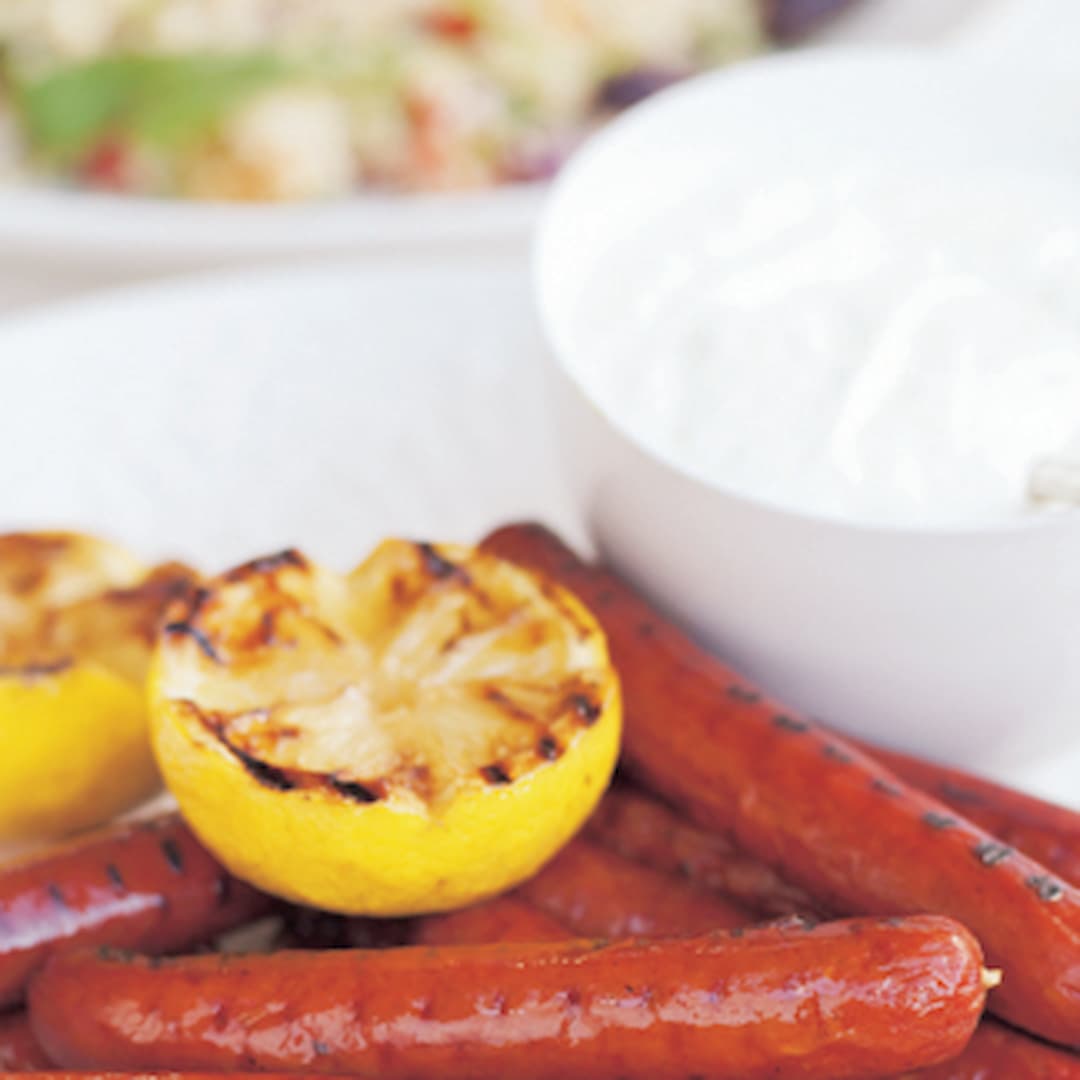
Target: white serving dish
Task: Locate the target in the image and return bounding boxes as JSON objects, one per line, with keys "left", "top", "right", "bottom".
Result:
{"left": 537, "top": 49, "right": 1080, "bottom": 776}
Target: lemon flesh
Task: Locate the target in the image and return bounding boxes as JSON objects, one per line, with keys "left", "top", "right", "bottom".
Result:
{"left": 150, "top": 540, "right": 622, "bottom": 916}
{"left": 0, "top": 532, "right": 193, "bottom": 842}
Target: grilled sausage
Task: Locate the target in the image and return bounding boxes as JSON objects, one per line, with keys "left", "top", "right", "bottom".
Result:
{"left": 413, "top": 896, "right": 569, "bottom": 946}
{"left": 0, "top": 1009, "right": 51, "bottom": 1070}
{"left": 852, "top": 739, "right": 1080, "bottom": 892}
{"left": 481, "top": 524, "right": 1080, "bottom": 1046}
{"left": 0, "top": 815, "right": 271, "bottom": 1008}
{"left": 902, "top": 1020, "right": 1080, "bottom": 1078}
{"left": 10, "top": 1074, "right": 351, "bottom": 1079}
{"left": 516, "top": 836, "right": 754, "bottom": 936}
{"left": 586, "top": 782, "right": 819, "bottom": 916}
{"left": 29, "top": 915, "right": 990, "bottom": 1080}
{"left": 291, "top": 840, "right": 750, "bottom": 951}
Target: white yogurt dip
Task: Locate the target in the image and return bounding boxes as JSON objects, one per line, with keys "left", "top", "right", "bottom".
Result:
{"left": 569, "top": 168, "right": 1080, "bottom": 528}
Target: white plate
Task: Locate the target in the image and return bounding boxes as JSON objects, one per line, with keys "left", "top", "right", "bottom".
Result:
{"left": 0, "top": 184, "right": 544, "bottom": 270}
{"left": 0, "top": 257, "right": 580, "bottom": 564}
{"left": 0, "top": 258, "right": 1076, "bottom": 807}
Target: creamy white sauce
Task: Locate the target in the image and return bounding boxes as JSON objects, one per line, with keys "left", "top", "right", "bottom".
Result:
{"left": 570, "top": 169, "right": 1080, "bottom": 527}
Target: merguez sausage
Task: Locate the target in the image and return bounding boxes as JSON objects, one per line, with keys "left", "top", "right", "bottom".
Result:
{"left": 29, "top": 916, "right": 990, "bottom": 1080}
{"left": 0, "top": 814, "right": 271, "bottom": 1008}
{"left": 480, "top": 524, "right": 1080, "bottom": 1046}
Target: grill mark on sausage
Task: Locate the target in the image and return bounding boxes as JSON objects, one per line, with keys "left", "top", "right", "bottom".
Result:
{"left": 593, "top": 587, "right": 616, "bottom": 609}
{"left": 46, "top": 883, "right": 67, "bottom": 910}
{"left": 974, "top": 841, "right": 1012, "bottom": 867}
{"left": 105, "top": 862, "right": 125, "bottom": 891}
{"left": 772, "top": 714, "right": 809, "bottom": 734}
{"left": 939, "top": 781, "right": 983, "bottom": 807}
{"left": 727, "top": 685, "right": 761, "bottom": 704}
{"left": 923, "top": 812, "right": 958, "bottom": 831}
{"left": 871, "top": 778, "right": 901, "bottom": 797}
{"left": 822, "top": 744, "right": 853, "bottom": 764}
{"left": 1028, "top": 875, "right": 1066, "bottom": 902}
{"left": 160, "top": 837, "right": 185, "bottom": 874}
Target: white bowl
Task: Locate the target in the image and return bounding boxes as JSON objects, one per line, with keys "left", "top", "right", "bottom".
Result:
{"left": 537, "top": 49, "right": 1080, "bottom": 773}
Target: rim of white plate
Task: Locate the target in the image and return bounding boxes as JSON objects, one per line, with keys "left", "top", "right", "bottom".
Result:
{"left": 0, "top": 182, "right": 546, "bottom": 267}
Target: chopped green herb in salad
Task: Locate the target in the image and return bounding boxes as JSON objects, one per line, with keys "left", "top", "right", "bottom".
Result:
{"left": 0, "top": 0, "right": 785, "bottom": 200}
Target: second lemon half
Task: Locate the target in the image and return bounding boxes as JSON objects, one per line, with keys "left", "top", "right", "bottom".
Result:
{"left": 149, "top": 539, "right": 621, "bottom": 916}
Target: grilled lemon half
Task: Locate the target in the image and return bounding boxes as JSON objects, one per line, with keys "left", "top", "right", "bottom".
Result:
{"left": 150, "top": 539, "right": 621, "bottom": 915}
{"left": 0, "top": 532, "right": 194, "bottom": 842}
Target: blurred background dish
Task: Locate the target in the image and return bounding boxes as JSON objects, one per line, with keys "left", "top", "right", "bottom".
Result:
{"left": 0, "top": 0, "right": 989, "bottom": 309}
{"left": 0, "top": 0, "right": 847, "bottom": 203}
